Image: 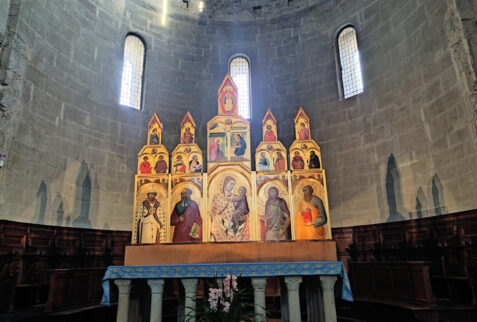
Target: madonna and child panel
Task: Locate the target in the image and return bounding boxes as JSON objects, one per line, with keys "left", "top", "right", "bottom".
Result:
{"left": 208, "top": 171, "right": 252, "bottom": 242}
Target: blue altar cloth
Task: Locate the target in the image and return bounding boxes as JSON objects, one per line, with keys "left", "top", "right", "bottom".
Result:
{"left": 101, "top": 261, "right": 353, "bottom": 305}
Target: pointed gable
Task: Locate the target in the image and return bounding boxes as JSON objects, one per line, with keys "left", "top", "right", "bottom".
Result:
{"left": 217, "top": 74, "right": 238, "bottom": 116}
{"left": 294, "top": 107, "right": 311, "bottom": 141}
{"left": 148, "top": 113, "right": 162, "bottom": 130}
{"left": 262, "top": 109, "right": 278, "bottom": 142}
{"left": 294, "top": 107, "right": 309, "bottom": 124}
{"left": 262, "top": 108, "right": 277, "bottom": 126}
{"left": 147, "top": 113, "right": 163, "bottom": 145}
{"left": 180, "top": 111, "right": 196, "bottom": 129}
{"left": 179, "top": 112, "right": 196, "bottom": 145}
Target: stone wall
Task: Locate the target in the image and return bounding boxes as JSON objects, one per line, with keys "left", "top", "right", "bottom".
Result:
{"left": 0, "top": 0, "right": 476, "bottom": 230}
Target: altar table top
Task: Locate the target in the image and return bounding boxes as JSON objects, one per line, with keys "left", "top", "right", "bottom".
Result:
{"left": 101, "top": 261, "right": 353, "bottom": 305}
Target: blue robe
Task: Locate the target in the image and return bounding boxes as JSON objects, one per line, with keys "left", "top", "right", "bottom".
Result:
{"left": 234, "top": 137, "right": 247, "bottom": 156}
{"left": 257, "top": 157, "right": 270, "bottom": 171}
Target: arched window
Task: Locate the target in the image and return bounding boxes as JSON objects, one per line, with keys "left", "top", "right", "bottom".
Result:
{"left": 229, "top": 55, "right": 251, "bottom": 119}
{"left": 337, "top": 27, "right": 363, "bottom": 99}
{"left": 120, "top": 34, "right": 145, "bottom": 109}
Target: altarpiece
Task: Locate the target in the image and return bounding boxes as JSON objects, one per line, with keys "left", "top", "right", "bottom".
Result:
{"left": 131, "top": 75, "right": 331, "bottom": 244}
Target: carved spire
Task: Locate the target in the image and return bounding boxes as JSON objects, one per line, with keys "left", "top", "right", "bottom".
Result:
{"left": 262, "top": 108, "right": 278, "bottom": 142}
{"left": 179, "top": 112, "right": 196, "bottom": 144}
{"left": 294, "top": 107, "right": 311, "bottom": 141}
{"left": 147, "top": 113, "right": 163, "bottom": 145}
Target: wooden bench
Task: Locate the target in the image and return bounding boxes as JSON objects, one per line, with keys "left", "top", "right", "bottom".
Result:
{"left": 45, "top": 267, "right": 106, "bottom": 312}
{"left": 349, "top": 261, "right": 439, "bottom": 321}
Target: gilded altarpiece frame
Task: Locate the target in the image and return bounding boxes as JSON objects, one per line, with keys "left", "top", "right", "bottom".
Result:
{"left": 289, "top": 108, "right": 331, "bottom": 240}
{"left": 132, "top": 114, "right": 170, "bottom": 244}
{"left": 254, "top": 109, "right": 292, "bottom": 241}
{"left": 207, "top": 75, "right": 251, "bottom": 171}
{"left": 169, "top": 112, "right": 204, "bottom": 243}
{"left": 131, "top": 78, "right": 332, "bottom": 245}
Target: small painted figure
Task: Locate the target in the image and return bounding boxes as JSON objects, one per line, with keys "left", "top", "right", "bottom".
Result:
{"left": 140, "top": 156, "right": 152, "bottom": 174}
{"left": 257, "top": 152, "right": 270, "bottom": 171}
{"left": 189, "top": 155, "right": 202, "bottom": 173}
{"left": 291, "top": 151, "right": 305, "bottom": 170}
{"left": 224, "top": 93, "right": 234, "bottom": 112}
{"left": 209, "top": 138, "right": 224, "bottom": 162}
{"left": 170, "top": 188, "right": 202, "bottom": 243}
{"left": 264, "top": 125, "right": 277, "bottom": 141}
{"left": 181, "top": 127, "right": 194, "bottom": 144}
{"left": 233, "top": 134, "right": 247, "bottom": 156}
{"left": 150, "top": 128, "right": 160, "bottom": 145}
{"left": 154, "top": 155, "right": 168, "bottom": 173}
{"left": 174, "top": 155, "right": 187, "bottom": 173}
{"left": 274, "top": 151, "right": 286, "bottom": 170}
{"left": 134, "top": 191, "right": 163, "bottom": 244}
{"left": 309, "top": 151, "right": 321, "bottom": 169}
{"left": 295, "top": 185, "right": 327, "bottom": 240}
{"left": 231, "top": 186, "right": 249, "bottom": 235}
{"left": 262, "top": 187, "right": 290, "bottom": 241}
{"left": 298, "top": 123, "right": 310, "bottom": 140}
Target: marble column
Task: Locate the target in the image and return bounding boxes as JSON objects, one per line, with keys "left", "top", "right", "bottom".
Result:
{"left": 114, "top": 279, "right": 132, "bottom": 322}
{"left": 284, "top": 276, "right": 302, "bottom": 322}
{"left": 181, "top": 278, "right": 198, "bottom": 322}
{"left": 148, "top": 279, "right": 165, "bottom": 322}
{"left": 319, "top": 276, "right": 337, "bottom": 322}
{"left": 251, "top": 277, "right": 267, "bottom": 322}
{"left": 279, "top": 278, "right": 289, "bottom": 322}
{"left": 305, "top": 277, "right": 324, "bottom": 322}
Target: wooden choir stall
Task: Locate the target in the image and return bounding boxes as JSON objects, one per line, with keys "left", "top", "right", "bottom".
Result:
{"left": 101, "top": 75, "right": 353, "bottom": 322}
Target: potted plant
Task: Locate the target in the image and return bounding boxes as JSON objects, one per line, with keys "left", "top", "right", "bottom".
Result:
{"left": 188, "top": 275, "right": 262, "bottom": 322}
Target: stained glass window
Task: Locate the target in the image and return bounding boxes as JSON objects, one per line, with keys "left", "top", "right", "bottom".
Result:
{"left": 229, "top": 56, "right": 251, "bottom": 119}
{"left": 338, "top": 27, "right": 363, "bottom": 99}
{"left": 120, "top": 35, "right": 145, "bottom": 109}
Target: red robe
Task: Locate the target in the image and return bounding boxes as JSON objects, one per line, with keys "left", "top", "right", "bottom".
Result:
{"left": 299, "top": 128, "right": 310, "bottom": 140}
{"left": 274, "top": 157, "right": 286, "bottom": 170}
{"left": 182, "top": 132, "right": 193, "bottom": 144}
{"left": 154, "top": 160, "right": 167, "bottom": 173}
{"left": 291, "top": 156, "right": 305, "bottom": 169}
{"left": 139, "top": 161, "right": 152, "bottom": 174}
{"left": 170, "top": 200, "right": 202, "bottom": 243}
{"left": 264, "top": 130, "right": 276, "bottom": 141}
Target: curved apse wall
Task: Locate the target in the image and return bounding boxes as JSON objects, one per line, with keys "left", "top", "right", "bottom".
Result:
{"left": 0, "top": 0, "right": 476, "bottom": 230}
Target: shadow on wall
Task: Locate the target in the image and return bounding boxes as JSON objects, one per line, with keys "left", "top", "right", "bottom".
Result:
{"left": 415, "top": 187, "right": 428, "bottom": 219}
{"left": 52, "top": 193, "right": 64, "bottom": 226}
{"left": 34, "top": 180, "right": 47, "bottom": 224}
{"left": 432, "top": 173, "right": 447, "bottom": 216}
{"left": 386, "top": 154, "right": 406, "bottom": 222}
{"left": 386, "top": 153, "right": 447, "bottom": 221}
{"left": 72, "top": 160, "right": 92, "bottom": 228}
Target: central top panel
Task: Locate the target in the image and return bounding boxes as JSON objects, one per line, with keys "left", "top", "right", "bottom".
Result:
{"left": 207, "top": 74, "right": 251, "bottom": 171}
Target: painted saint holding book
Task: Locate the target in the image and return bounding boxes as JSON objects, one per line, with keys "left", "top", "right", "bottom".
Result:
{"left": 170, "top": 188, "right": 202, "bottom": 242}
{"left": 295, "top": 185, "right": 327, "bottom": 240}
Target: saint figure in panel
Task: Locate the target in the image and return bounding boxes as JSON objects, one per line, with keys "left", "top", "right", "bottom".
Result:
{"left": 170, "top": 188, "right": 202, "bottom": 243}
